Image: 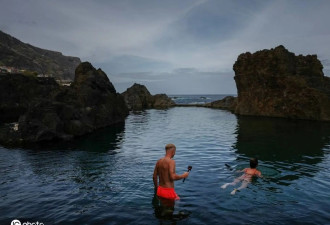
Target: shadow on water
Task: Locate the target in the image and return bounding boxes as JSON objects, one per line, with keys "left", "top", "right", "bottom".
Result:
{"left": 14, "top": 123, "right": 126, "bottom": 189}
{"left": 233, "top": 115, "right": 330, "bottom": 183}
{"left": 22, "top": 122, "right": 125, "bottom": 152}
{"left": 152, "top": 194, "right": 191, "bottom": 224}
{"left": 0, "top": 123, "right": 127, "bottom": 224}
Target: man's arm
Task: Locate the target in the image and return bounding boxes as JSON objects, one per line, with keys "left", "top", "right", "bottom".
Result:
{"left": 153, "top": 162, "right": 158, "bottom": 191}
{"left": 169, "top": 160, "right": 189, "bottom": 181}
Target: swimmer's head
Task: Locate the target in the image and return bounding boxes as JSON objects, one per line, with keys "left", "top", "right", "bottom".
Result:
{"left": 165, "top": 143, "right": 176, "bottom": 158}
{"left": 250, "top": 158, "right": 258, "bottom": 168}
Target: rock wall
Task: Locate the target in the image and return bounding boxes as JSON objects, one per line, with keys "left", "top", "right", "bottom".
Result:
{"left": 233, "top": 45, "right": 330, "bottom": 121}
{"left": 0, "top": 62, "right": 128, "bottom": 145}
{"left": 0, "top": 74, "right": 59, "bottom": 123}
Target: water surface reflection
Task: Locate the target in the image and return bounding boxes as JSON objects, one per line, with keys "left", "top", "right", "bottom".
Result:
{"left": 1, "top": 108, "right": 330, "bottom": 224}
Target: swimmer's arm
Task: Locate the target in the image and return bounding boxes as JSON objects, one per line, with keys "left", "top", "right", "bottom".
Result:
{"left": 257, "top": 170, "right": 263, "bottom": 178}
{"left": 169, "top": 160, "right": 189, "bottom": 181}
{"left": 153, "top": 162, "right": 159, "bottom": 191}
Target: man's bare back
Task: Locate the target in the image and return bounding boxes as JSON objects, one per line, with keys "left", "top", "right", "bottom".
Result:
{"left": 153, "top": 144, "right": 189, "bottom": 194}
{"left": 155, "top": 157, "right": 176, "bottom": 188}
{"left": 239, "top": 168, "right": 262, "bottom": 182}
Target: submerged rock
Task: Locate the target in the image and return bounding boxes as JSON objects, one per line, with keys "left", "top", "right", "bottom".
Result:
{"left": 0, "top": 62, "right": 128, "bottom": 145}
{"left": 121, "top": 83, "right": 174, "bottom": 110}
{"left": 233, "top": 45, "right": 330, "bottom": 121}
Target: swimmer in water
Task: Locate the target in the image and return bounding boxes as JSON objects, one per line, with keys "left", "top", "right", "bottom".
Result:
{"left": 221, "top": 158, "right": 262, "bottom": 195}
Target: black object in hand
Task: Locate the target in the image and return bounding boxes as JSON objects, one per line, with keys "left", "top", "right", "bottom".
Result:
{"left": 183, "top": 165, "right": 192, "bottom": 182}
{"left": 225, "top": 163, "right": 233, "bottom": 171}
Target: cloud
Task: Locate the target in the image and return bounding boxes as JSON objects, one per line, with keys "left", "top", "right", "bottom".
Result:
{"left": 321, "top": 59, "right": 330, "bottom": 67}
{"left": 0, "top": 0, "right": 206, "bottom": 60}
{"left": 94, "top": 55, "right": 173, "bottom": 74}
{"left": 173, "top": 68, "right": 199, "bottom": 75}
{"left": 1, "top": 0, "right": 330, "bottom": 94}
{"left": 109, "top": 68, "right": 235, "bottom": 94}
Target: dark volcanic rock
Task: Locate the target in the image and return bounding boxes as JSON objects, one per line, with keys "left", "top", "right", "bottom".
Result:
{"left": 0, "top": 73, "right": 59, "bottom": 123}
{"left": 121, "top": 83, "right": 153, "bottom": 110}
{"left": 0, "top": 62, "right": 128, "bottom": 145}
{"left": 71, "top": 62, "right": 128, "bottom": 127}
{"left": 121, "top": 83, "right": 174, "bottom": 110}
{"left": 153, "top": 94, "right": 175, "bottom": 109}
{"left": 0, "top": 30, "right": 81, "bottom": 80}
{"left": 205, "top": 96, "right": 237, "bottom": 112}
{"left": 233, "top": 45, "right": 330, "bottom": 121}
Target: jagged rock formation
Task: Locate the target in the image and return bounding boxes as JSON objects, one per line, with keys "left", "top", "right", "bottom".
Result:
{"left": 205, "top": 96, "right": 237, "bottom": 112}
{"left": 0, "top": 62, "right": 128, "bottom": 145}
{"left": 121, "top": 83, "right": 175, "bottom": 110}
{"left": 0, "top": 30, "right": 81, "bottom": 80}
{"left": 121, "top": 83, "right": 154, "bottom": 110}
{"left": 233, "top": 45, "right": 330, "bottom": 121}
{"left": 0, "top": 74, "right": 59, "bottom": 123}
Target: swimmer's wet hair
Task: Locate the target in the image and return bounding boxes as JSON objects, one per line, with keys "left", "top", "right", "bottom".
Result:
{"left": 250, "top": 158, "right": 258, "bottom": 168}
{"left": 165, "top": 143, "right": 176, "bottom": 151}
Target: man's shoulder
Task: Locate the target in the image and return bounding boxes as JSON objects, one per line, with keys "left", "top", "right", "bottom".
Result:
{"left": 157, "top": 157, "right": 174, "bottom": 165}
{"left": 156, "top": 158, "right": 162, "bottom": 165}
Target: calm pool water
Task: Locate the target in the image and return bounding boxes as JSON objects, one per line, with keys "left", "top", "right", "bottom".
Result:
{"left": 1, "top": 107, "right": 330, "bottom": 225}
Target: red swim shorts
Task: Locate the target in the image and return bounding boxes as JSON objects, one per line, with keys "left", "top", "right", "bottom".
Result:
{"left": 157, "top": 186, "right": 180, "bottom": 200}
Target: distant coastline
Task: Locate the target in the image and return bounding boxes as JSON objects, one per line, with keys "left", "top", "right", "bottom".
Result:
{"left": 169, "top": 94, "right": 236, "bottom": 105}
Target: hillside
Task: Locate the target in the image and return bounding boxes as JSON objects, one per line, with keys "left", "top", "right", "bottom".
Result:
{"left": 0, "top": 30, "right": 81, "bottom": 80}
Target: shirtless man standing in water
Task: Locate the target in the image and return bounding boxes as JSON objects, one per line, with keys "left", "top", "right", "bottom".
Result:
{"left": 153, "top": 144, "right": 189, "bottom": 200}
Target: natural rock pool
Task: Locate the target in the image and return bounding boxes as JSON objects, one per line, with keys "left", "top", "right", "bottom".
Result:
{"left": 1, "top": 107, "right": 330, "bottom": 224}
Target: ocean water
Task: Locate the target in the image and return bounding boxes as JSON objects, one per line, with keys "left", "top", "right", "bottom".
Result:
{"left": 1, "top": 105, "right": 330, "bottom": 224}
{"left": 169, "top": 94, "right": 232, "bottom": 105}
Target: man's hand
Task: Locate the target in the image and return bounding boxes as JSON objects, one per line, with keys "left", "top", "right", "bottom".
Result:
{"left": 182, "top": 172, "right": 189, "bottom": 179}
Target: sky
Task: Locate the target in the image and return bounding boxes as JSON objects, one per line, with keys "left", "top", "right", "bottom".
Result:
{"left": 1, "top": 0, "right": 330, "bottom": 94}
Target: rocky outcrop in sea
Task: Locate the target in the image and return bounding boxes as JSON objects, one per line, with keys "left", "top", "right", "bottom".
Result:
{"left": 0, "top": 62, "right": 128, "bottom": 145}
{"left": 233, "top": 45, "right": 330, "bottom": 121}
{"left": 121, "top": 83, "right": 175, "bottom": 110}
{"left": 204, "top": 96, "right": 237, "bottom": 112}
